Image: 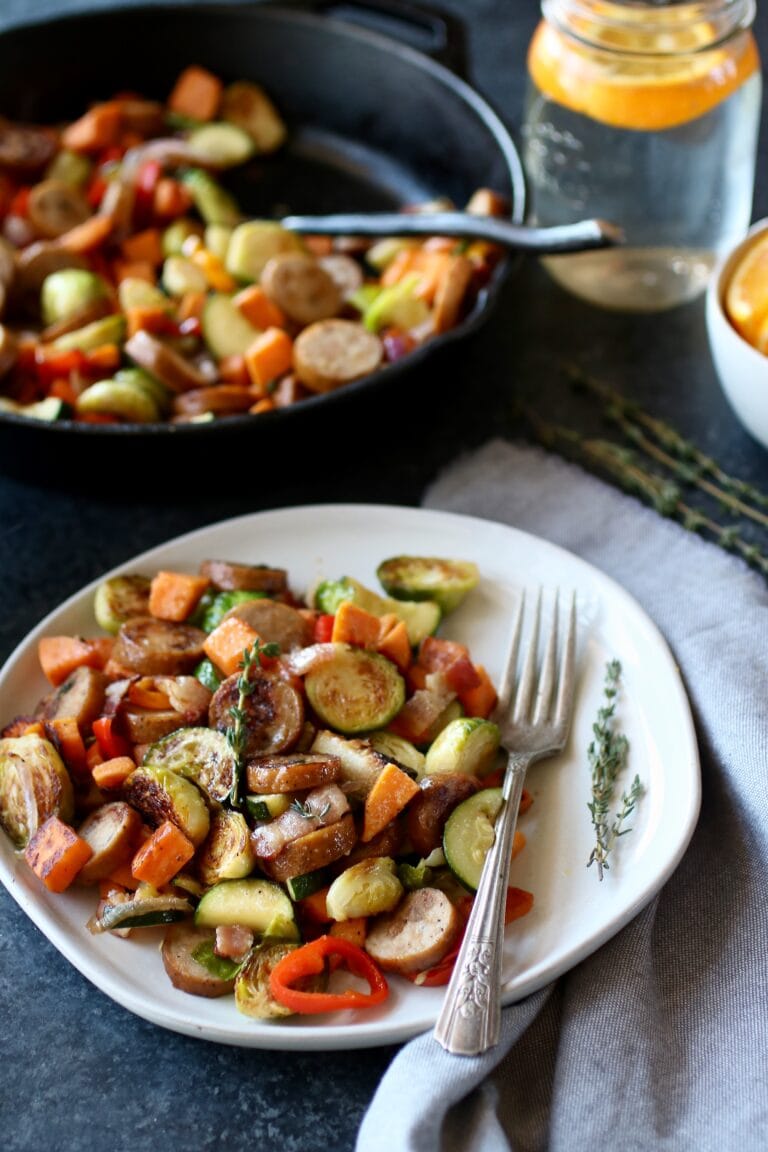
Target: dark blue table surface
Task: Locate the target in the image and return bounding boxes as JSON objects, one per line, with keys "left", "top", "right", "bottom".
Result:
{"left": 2, "top": 2, "right": 768, "bottom": 1149}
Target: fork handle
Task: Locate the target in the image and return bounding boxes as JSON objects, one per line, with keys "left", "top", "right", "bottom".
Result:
{"left": 433, "top": 752, "right": 531, "bottom": 1056}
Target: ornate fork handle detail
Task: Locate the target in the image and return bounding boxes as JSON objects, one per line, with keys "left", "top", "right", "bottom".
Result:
{"left": 434, "top": 752, "right": 531, "bottom": 1055}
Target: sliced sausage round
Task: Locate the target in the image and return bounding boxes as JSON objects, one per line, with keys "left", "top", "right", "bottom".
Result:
{"left": 172, "top": 385, "right": 255, "bottom": 418}
{"left": 27, "top": 180, "right": 92, "bottom": 239}
{"left": 76, "top": 801, "right": 143, "bottom": 884}
{"left": 120, "top": 708, "right": 186, "bottom": 745}
{"left": 124, "top": 329, "right": 211, "bottom": 394}
{"left": 112, "top": 617, "right": 206, "bottom": 676}
{"left": 209, "top": 668, "right": 304, "bottom": 757}
{"left": 406, "top": 772, "right": 480, "bottom": 858}
{"left": 318, "top": 254, "right": 364, "bottom": 301}
{"left": 365, "top": 887, "right": 461, "bottom": 975}
{"left": 0, "top": 323, "right": 18, "bottom": 378}
{"left": 258, "top": 811, "right": 357, "bottom": 881}
{"left": 261, "top": 252, "right": 341, "bottom": 325}
{"left": 36, "top": 665, "right": 109, "bottom": 729}
{"left": 293, "top": 318, "right": 383, "bottom": 393}
{"left": 14, "top": 241, "right": 89, "bottom": 309}
{"left": 199, "top": 560, "right": 288, "bottom": 595}
{"left": 222, "top": 599, "right": 312, "bottom": 652}
{"left": 245, "top": 752, "right": 341, "bottom": 794}
{"left": 0, "top": 120, "right": 56, "bottom": 174}
{"left": 161, "top": 923, "right": 237, "bottom": 998}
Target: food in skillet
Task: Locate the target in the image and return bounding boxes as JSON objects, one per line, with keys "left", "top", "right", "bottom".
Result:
{"left": 0, "top": 555, "right": 533, "bottom": 1019}
{"left": 0, "top": 65, "right": 507, "bottom": 425}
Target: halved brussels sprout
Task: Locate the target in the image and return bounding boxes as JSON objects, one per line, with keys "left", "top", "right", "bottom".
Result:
{"left": 94, "top": 573, "right": 151, "bottom": 634}
{"left": 325, "top": 856, "right": 403, "bottom": 921}
{"left": 196, "top": 809, "right": 255, "bottom": 887}
{"left": 123, "top": 764, "right": 210, "bottom": 846}
{"left": 0, "top": 734, "right": 74, "bottom": 848}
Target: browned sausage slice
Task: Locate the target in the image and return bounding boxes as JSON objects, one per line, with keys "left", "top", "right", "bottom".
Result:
{"left": 120, "top": 708, "right": 186, "bottom": 744}
{"left": 222, "top": 599, "right": 312, "bottom": 652}
{"left": 405, "top": 772, "right": 480, "bottom": 857}
{"left": 0, "top": 119, "right": 56, "bottom": 174}
{"left": 14, "top": 241, "right": 89, "bottom": 308}
{"left": 293, "top": 318, "right": 383, "bottom": 393}
{"left": 261, "top": 252, "right": 341, "bottom": 325}
{"left": 36, "top": 665, "right": 109, "bottom": 728}
{"left": 112, "top": 617, "right": 206, "bottom": 676}
{"left": 364, "top": 887, "right": 461, "bottom": 975}
{"left": 27, "top": 180, "right": 92, "bottom": 239}
{"left": 161, "top": 923, "right": 237, "bottom": 998}
{"left": 318, "top": 254, "right": 364, "bottom": 301}
{"left": 76, "top": 801, "right": 143, "bottom": 884}
{"left": 209, "top": 668, "right": 304, "bottom": 757}
{"left": 246, "top": 752, "right": 341, "bottom": 794}
{"left": 258, "top": 811, "right": 358, "bottom": 881}
{"left": 41, "top": 296, "right": 113, "bottom": 342}
{"left": 172, "top": 385, "right": 255, "bottom": 418}
{"left": 0, "top": 323, "right": 18, "bottom": 378}
{"left": 124, "top": 329, "right": 211, "bottom": 394}
{"left": 199, "top": 560, "right": 288, "bottom": 595}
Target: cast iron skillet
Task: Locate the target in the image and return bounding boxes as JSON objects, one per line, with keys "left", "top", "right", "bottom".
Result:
{"left": 0, "top": 0, "right": 525, "bottom": 486}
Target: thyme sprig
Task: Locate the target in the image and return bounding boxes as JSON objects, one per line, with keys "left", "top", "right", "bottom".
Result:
{"left": 226, "top": 638, "right": 281, "bottom": 809}
{"left": 565, "top": 363, "right": 768, "bottom": 521}
{"left": 524, "top": 410, "right": 768, "bottom": 577}
{"left": 290, "top": 797, "right": 331, "bottom": 820}
{"left": 586, "top": 660, "right": 641, "bottom": 880}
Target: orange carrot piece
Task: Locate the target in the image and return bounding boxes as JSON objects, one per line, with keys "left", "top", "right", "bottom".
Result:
{"left": 329, "top": 917, "right": 367, "bottom": 947}
{"left": 381, "top": 248, "right": 418, "bottom": 287}
{"left": 113, "top": 259, "right": 155, "bottom": 284}
{"left": 248, "top": 397, "right": 276, "bottom": 415}
{"left": 148, "top": 570, "right": 211, "bottom": 622}
{"left": 244, "top": 327, "right": 293, "bottom": 392}
{"left": 361, "top": 762, "right": 420, "bottom": 843}
{"left": 330, "top": 600, "right": 382, "bottom": 648}
{"left": 57, "top": 212, "right": 115, "bottom": 253}
{"left": 505, "top": 886, "right": 534, "bottom": 923}
{"left": 153, "top": 177, "right": 193, "bottom": 219}
{"left": 49, "top": 377, "right": 79, "bottom": 406}
{"left": 61, "top": 101, "right": 122, "bottom": 152}
{"left": 299, "top": 886, "right": 331, "bottom": 923}
{"left": 458, "top": 663, "right": 497, "bottom": 718}
{"left": 203, "top": 616, "right": 261, "bottom": 677}
{"left": 176, "top": 290, "right": 206, "bottom": 323}
{"left": 91, "top": 755, "right": 136, "bottom": 791}
{"left": 84, "top": 344, "right": 121, "bottom": 374}
{"left": 86, "top": 741, "right": 104, "bottom": 771}
{"left": 376, "top": 615, "right": 412, "bottom": 672}
{"left": 512, "top": 829, "right": 526, "bottom": 859}
{"left": 44, "top": 716, "right": 88, "bottom": 778}
{"left": 125, "top": 305, "right": 173, "bottom": 338}
{"left": 190, "top": 248, "right": 236, "bottom": 292}
{"left": 233, "top": 285, "right": 287, "bottom": 331}
{"left": 121, "top": 227, "right": 163, "bottom": 266}
{"left": 167, "top": 65, "right": 223, "bottom": 122}
{"left": 130, "top": 819, "right": 195, "bottom": 887}
{"left": 38, "top": 635, "right": 109, "bottom": 687}
{"left": 101, "top": 862, "right": 140, "bottom": 891}
{"left": 24, "top": 815, "right": 93, "bottom": 893}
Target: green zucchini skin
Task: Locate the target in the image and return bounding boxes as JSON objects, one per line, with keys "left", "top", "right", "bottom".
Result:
{"left": 304, "top": 645, "right": 405, "bottom": 735}
{"left": 194, "top": 878, "right": 299, "bottom": 940}
{"left": 442, "top": 787, "right": 503, "bottom": 891}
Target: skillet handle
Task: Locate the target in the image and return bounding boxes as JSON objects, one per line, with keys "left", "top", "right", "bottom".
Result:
{"left": 271, "top": 0, "right": 469, "bottom": 76}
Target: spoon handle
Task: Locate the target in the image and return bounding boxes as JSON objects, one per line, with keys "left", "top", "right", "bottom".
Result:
{"left": 280, "top": 211, "right": 623, "bottom": 254}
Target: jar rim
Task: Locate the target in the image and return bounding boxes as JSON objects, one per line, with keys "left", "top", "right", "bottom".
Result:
{"left": 541, "top": 0, "right": 756, "bottom": 55}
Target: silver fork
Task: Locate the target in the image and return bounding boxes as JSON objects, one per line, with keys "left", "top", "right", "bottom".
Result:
{"left": 433, "top": 587, "right": 578, "bottom": 1056}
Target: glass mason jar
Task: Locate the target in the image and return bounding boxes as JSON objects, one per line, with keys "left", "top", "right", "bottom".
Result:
{"left": 522, "top": 0, "right": 762, "bottom": 312}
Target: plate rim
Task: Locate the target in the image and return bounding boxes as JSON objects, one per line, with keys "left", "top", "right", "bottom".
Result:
{"left": 0, "top": 502, "right": 701, "bottom": 1050}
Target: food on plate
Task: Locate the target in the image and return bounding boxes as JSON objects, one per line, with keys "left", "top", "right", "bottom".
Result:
{"left": 0, "top": 553, "right": 533, "bottom": 1021}
{"left": 0, "top": 65, "right": 507, "bottom": 425}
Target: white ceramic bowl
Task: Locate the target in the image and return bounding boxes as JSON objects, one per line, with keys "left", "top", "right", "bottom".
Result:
{"left": 706, "top": 217, "right": 768, "bottom": 451}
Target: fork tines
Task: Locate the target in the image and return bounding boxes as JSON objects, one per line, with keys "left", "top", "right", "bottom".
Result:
{"left": 495, "top": 587, "right": 577, "bottom": 735}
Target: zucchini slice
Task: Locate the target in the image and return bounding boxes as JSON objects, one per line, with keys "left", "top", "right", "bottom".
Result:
{"left": 194, "top": 878, "right": 299, "bottom": 940}
{"left": 424, "top": 717, "right": 501, "bottom": 777}
{"left": 285, "top": 868, "right": 328, "bottom": 902}
{"left": 201, "top": 294, "right": 260, "bottom": 360}
{"left": 141, "top": 727, "right": 236, "bottom": 804}
{"left": 313, "top": 576, "right": 441, "bottom": 647}
{"left": 245, "top": 792, "right": 292, "bottom": 822}
{"left": 304, "top": 645, "right": 405, "bottom": 735}
{"left": 376, "top": 556, "right": 480, "bottom": 614}
{"left": 442, "top": 787, "right": 502, "bottom": 891}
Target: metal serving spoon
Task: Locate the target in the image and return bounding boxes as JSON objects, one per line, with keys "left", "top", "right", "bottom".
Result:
{"left": 280, "top": 211, "right": 624, "bottom": 254}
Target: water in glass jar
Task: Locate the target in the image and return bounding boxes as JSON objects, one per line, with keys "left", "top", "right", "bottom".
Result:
{"left": 523, "top": 70, "right": 761, "bottom": 312}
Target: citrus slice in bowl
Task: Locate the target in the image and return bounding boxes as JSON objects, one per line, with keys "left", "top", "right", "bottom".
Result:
{"left": 723, "top": 231, "right": 768, "bottom": 347}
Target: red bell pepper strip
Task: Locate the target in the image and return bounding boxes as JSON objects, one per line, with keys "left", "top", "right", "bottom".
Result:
{"left": 92, "top": 716, "right": 133, "bottom": 761}
{"left": 269, "top": 934, "right": 389, "bottom": 1014}
{"left": 313, "top": 614, "right": 335, "bottom": 643}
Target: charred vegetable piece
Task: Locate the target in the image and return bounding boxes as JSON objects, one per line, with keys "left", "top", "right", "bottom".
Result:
{"left": 325, "top": 856, "right": 403, "bottom": 921}
{"left": 123, "top": 764, "right": 210, "bottom": 846}
{"left": 376, "top": 556, "right": 480, "bottom": 615}
{"left": 234, "top": 940, "right": 305, "bottom": 1019}
{"left": 310, "top": 729, "right": 394, "bottom": 800}
{"left": 94, "top": 574, "right": 152, "bottom": 634}
{"left": 142, "top": 725, "right": 236, "bottom": 803}
{"left": 304, "top": 645, "right": 405, "bottom": 735}
{"left": 0, "top": 734, "right": 74, "bottom": 848}
{"left": 196, "top": 809, "right": 255, "bottom": 886}
{"left": 368, "top": 731, "right": 426, "bottom": 778}
{"left": 90, "top": 893, "right": 193, "bottom": 932}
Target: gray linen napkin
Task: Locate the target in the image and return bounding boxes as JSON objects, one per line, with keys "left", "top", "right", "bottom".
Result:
{"left": 356, "top": 439, "right": 768, "bottom": 1152}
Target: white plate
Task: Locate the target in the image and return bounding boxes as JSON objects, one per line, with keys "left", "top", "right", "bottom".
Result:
{"left": 0, "top": 503, "right": 700, "bottom": 1050}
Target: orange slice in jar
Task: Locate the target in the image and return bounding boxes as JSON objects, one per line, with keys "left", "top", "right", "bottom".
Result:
{"left": 724, "top": 231, "right": 768, "bottom": 348}
{"left": 527, "top": 19, "right": 760, "bottom": 132}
